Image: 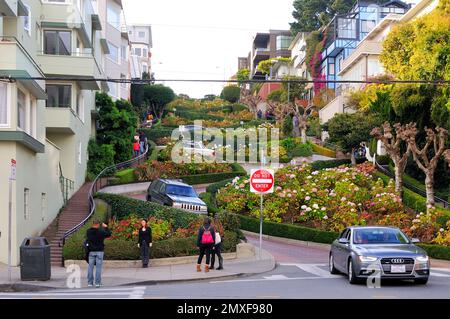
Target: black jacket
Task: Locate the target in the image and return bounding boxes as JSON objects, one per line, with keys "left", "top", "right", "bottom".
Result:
{"left": 197, "top": 225, "right": 216, "bottom": 247}
{"left": 138, "top": 227, "right": 152, "bottom": 245}
{"left": 86, "top": 227, "right": 112, "bottom": 252}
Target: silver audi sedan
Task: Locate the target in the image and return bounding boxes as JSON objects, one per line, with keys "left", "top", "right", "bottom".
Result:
{"left": 329, "top": 226, "right": 430, "bottom": 285}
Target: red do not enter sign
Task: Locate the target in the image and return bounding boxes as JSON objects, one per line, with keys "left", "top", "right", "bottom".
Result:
{"left": 250, "top": 169, "right": 275, "bottom": 194}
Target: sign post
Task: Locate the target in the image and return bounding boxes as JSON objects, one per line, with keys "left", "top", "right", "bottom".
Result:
{"left": 250, "top": 164, "right": 274, "bottom": 260}
{"left": 8, "top": 159, "right": 16, "bottom": 282}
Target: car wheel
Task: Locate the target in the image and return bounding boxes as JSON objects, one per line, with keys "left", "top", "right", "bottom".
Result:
{"left": 348, "top": 259, "right": 360, "bottom": 285}
{"left": 414, "top": 277, "right": 429, "bottom": 285}
{"left": 329, "top": 254, "right": 340, "bottom": 275}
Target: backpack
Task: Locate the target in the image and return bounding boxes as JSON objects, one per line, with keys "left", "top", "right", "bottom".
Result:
{"left": 201, "top": 226, "right": 214, "bottom": 245}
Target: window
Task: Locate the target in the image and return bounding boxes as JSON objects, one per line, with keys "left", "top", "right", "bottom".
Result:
{"left": 134, "top": 48, "right": 142, "bottom": 56}
{"left": 142, "top": 63, "right": 148, "bottom": 74}
{"left": 361, "top": 20, "right": 376, "bottom": 33}
{"left": 108, "top": 42, "right": 119, "bottom": 63}
{"left": 24, "top": 188, "right": 30, "bottom": 220}
{"left": 30, "top": 98, "right": 36, "bottom": 137}
{"left": 276, "top": 35, "right": 293, "bottom": 51}
{"left": 44, "top": 30, "right": 71, "bottom": 55}
{"left": 138, "top": 31, "right": 146, "bottom": 38}
{"left": 329, "top": 63, "right": 335, "bottom": 76}
{"left": 0, "top": 83, "right": 8, "bottom": 126}
{"left": 143, "top": 48, "right": 148, "bottom": 57}
{"left": 78, "top": 142, "right": 82, "bottom": 164}
{"left": 120, "top": 74, "right": 126, "bottom": 89}
{"left": 337, "top": 18, "right": 357, "bottom": 39}
{"left": 76, "top": 90, "right": 84, "bottom": 121}
{"left": 17, "top": 89, "right": 26, "bottom": 130}
{"left": 108, "top": 82, "right": 118, "bottom": 98}
{"left": 23, "top": 4, "right": 31, "bottom": 35}
{"left": 107, "top": 5, "right": 121, "bottom": 29}
{"left": 121, "top": 46, "right": 127, "bottom": 60}
{"left": 46, "top": 85, "right": 72, "bottom": 108}
{"left": 41, "top": 193, "right": 47, "bottom": 222}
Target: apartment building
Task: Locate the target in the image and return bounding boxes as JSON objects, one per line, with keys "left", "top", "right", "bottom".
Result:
{"left": 318, "top": 0, "right": 439, "bottom": 127}
{"left": 249, "top": 30, "right": 293, "bottom": 79}
{"left": 237, "top": 57, "right": 248, "bottom": 70}
{"left": 95, "top": 0, "right": 130, "bottom": 100}
{"left": 0, "top": 0, "right": 105, "bottom": 266}
{"left": 128, "top": 24, "right": 152, "bottom": 79}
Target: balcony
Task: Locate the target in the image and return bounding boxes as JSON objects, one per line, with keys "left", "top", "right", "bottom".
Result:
{"left": 36, "top": 52, "right": 101, "bottom": 90}
{"left": 0, "top": 0, "right": 27, "bottom": 17}
{"left": 339, "top": 40, "right": 383, "bottom": 74}
{"left": 45, "top": 107, "right": 79, "bottom": 134}
{"left": 40, "top": 0, "right": 95, "bottom": 48}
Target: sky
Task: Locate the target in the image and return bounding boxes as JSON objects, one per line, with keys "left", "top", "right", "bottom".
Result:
{"left": 122, "top": 0, "right": 295, "bottom": 98}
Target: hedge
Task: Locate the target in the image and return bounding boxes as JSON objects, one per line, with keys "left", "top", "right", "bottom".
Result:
{"left": 95, "top": 193, "right": 201, "bottom": 229}
{"left": 311, "top": 144, "right": 337, "bottom": 158}
{"left": 310, "top": 159, "right": 351, "bottom": 171}
{"left": 417, "top": 244, "right": 450, "bottom": 261}
{"left": 238, "top": 214, "right": 339, "bottom": 244}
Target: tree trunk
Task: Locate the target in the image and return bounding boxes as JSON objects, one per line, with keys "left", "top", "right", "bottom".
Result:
{"left": 425, "top": 173, "right": 435, "bottom": 208}
{"left": 351, "top": 148, "right": 356, "bottom": 166}
{"left": 301, "top": 127, "right": 307, "bottom": 144}
{"left": 393, "top": 163, "right": 403, "bottom": 196}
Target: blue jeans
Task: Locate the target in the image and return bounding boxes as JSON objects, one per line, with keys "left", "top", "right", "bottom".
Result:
{"left": 140, "top": 141, "right": 145, "bottom": 154}
{"left": 87, "top": 251, "right": 104, "bottom": 285}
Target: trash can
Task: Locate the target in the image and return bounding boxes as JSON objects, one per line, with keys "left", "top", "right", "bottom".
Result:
{"left": 20, "top": 237, "right": 51, "bottom": 281}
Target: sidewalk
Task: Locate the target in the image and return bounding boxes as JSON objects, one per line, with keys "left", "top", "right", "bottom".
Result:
{"left": 0, "top": 248, "right": 275, "bottom": 292}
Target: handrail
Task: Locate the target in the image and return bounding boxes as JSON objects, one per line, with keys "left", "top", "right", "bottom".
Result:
{"left": 59, "top": 144, "right": 150, "bottom": 252}
{"left": 375, "top": 161, "right": 449, "bottom": 209}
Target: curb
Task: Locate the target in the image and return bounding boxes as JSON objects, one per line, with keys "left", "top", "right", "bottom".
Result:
{"left": 241, "top": 230, "right": 331, "bottom": 250}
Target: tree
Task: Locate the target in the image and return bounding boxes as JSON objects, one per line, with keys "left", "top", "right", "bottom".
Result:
{"left": 325, "top": 112, "right": 383, "bottom": 165}
{"left": 371, "top": 122, "right": 411, "bottom": 194}
{"left": 143, "top": 84, "right": 176, "bottom": 119}
{"left": 87, "top": 139, "right": 115, "bottom": 177}
{"left": 221, "top": 85, "right": 241, "bottom": 103}
{"left": 96, "top": 93, "right": 138, "bottom": 163}
{"left": 402, "top": 124, "right": 449, "bottom": 208}
{"left": 291, "top": 0, "right": 355, "bottom": 33}
{"left": 236, "top": 69, "right": 250, "bottom": 87}
{"left": 240, "top": 89, "right": 262, "bottom": 115}
{"left": 281, "top": 75, "right": 307, "bottom": 102}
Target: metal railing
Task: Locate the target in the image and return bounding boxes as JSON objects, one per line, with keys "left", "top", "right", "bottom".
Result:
{"left": 375, "top": 162, "right": 449, "bottom": 209}
{"left": 59, "top": 144, "right": 150, "bottom": 254}
{"left": 59, "top": 164, "right": 75, "bottom": 205}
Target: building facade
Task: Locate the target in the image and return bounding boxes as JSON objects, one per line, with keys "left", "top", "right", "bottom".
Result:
{"left": 0, "top": 0, "right": 111, "bottom": 266}
{"left": 128, "top": 24, "right": 152, "bottom": 79}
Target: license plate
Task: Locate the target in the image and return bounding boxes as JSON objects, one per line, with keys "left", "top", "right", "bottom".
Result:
{"left": 391, "top": 265, "right": 406, "bottom": 273}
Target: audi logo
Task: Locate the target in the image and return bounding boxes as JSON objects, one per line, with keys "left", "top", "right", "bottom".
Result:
{"left": 391, "top": 258, "right": 405, "bottom": 264}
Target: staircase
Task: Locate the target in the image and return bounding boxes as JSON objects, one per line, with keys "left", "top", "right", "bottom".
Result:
{"left": 47, "top": 182, "right": 93, "bottom": 266}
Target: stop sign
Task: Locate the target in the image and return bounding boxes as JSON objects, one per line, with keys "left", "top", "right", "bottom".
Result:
{"left": 250, "top": 169, "right": 275, "bottom": 194}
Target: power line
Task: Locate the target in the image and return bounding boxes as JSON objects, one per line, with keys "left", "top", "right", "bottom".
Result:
{"left": 1, "top": 75, "right": 450, "bottom": 85}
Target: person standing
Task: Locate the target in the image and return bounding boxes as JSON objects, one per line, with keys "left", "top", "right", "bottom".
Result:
{"left": 137, "top": 219, "right": 152, "bottom": 268}
{"left": 133, "top": 140, "right": 140, "bottom": 157}
{"left": 196, "top": 217, "right": 216, "bottom": 273}
{"left": 86, "top": 220, "right": 111, "bottom": 288}
{"left": 292, "top": 114, "right": 300, "bottom": 137}
{"left": 139, "top": 131, "right": 147, "bottom": 154}
{"left": 210, "top": 221, "right": 224, "bottom": 271}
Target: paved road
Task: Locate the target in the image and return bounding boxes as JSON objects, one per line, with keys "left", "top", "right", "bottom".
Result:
{"left": 2, "top": 233, "right": 450, "bottom": 299}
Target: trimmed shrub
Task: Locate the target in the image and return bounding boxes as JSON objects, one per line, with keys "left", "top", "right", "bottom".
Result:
{"left": 221, "top": 86, "right": 241, "bottom": 103}
{"left": 290, "top": 143, "right": 313, "bottom": 157}
{"left": 418, "top": 244, "right": 450, "bottom": 261}
{"left": 87, "top": 139, "right": 116, "bottom": 176}
{"left": 310, "top": 159, "right": 351, "bottom": 171}
{"left": 206, "top": 178, "right": 234, "bottom": 195}
{"left": 95, "top": 193, "right": 201, "bottom": 229}
{"left": 237, "top": 214, "right": 339, "bottom": 244}
{"left": 114, "top": 168, "right": 135, "bottom": 184}
{"left": 311, "top": 143, "right": 336, "bottom": 158}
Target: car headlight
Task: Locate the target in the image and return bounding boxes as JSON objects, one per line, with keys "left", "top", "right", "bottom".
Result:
{"left": 416, "top": 256, "right": 429, "bottom": 262}
{"left": 359, "top": 256, "right": 378, "bottom": 262}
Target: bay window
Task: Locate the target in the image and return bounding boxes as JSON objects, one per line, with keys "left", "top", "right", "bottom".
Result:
{"left": 44, "top": 30, "right": 71, "bottom": 55}
{"left": 46, "top": 84, "right": 72, "bottom": 108}
{"left": 17, "top": 89, "right": 26, "bottom": 130}
{"left": 0, "top": 83, "right": 8, "bottom": 126}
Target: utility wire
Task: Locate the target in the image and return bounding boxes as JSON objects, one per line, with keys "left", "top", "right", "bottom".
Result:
{"left": 1, "top": 76, "right": 450, "bottom": 85}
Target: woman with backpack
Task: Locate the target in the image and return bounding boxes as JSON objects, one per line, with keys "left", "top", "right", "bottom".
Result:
{"left": 196, "top": 217, "right": 216, "bottom": 273}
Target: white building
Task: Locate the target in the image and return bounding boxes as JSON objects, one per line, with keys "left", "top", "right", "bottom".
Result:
{"left": 127, "top": 24, "right": 152, "bottom": 79}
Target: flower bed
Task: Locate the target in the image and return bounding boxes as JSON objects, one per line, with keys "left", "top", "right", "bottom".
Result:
{"left": 63, "top": 196, "right": 240, "bottom": 261}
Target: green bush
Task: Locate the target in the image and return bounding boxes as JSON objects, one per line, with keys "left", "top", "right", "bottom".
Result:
{"left": 290, "top": 143, "right": 313, "bottom": 157}
{"left": 221, "top": 86, "right": 241, "bottom": 103}
{"left": 310, "top": 159, "right": 351, "bottom": 171}
{"left": 142, "top": 127, "right": 175, "bottom": 142}
{"left": 238, "top": 214, "right": 339, "bottom": 244}
{"left": 206, "top": 178, "right": 234, "bottom": 195}
{"left": 283, "top": 114, "right": 293, "bottom": 137}
{"left": 199, "top": 192, "right": 219, "bottom": 215}
{"left": 87, "top": 139, "right": 116, "bottom": 176}
{"left": 114, "top": 168, "right": 135, "bottom": 184}
{"left": 95, "top": 193, "right": 201, "bottom": 229}
{"left": 417, "top": 244, "right": 450, "bottom": 261}
{"left": 377, "top": 155, "right": 391, "bottom": 165}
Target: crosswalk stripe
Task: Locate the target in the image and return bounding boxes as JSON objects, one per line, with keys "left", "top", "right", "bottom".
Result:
{"left": 280, "top": 263, "right": 331, "bottom": 278}
{"left": 263, "top": 275, "right": 289, "bottom": 280}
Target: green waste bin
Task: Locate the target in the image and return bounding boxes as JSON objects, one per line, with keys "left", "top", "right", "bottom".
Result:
{"left": 20, "top": 237, "right": 51, "bottom": 281}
